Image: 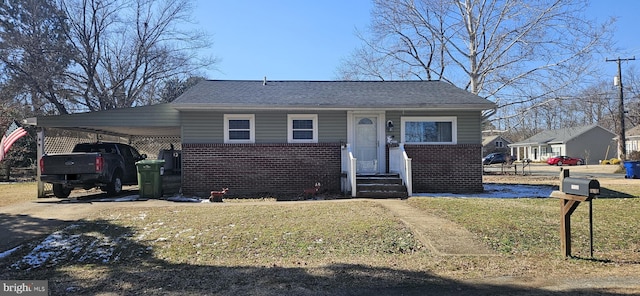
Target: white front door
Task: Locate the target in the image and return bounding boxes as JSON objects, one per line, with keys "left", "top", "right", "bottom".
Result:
{"left": 355, "top": 116, "right": 378, "bottom": 173}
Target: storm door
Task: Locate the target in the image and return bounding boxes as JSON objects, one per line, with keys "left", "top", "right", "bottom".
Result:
{"left": 355, "top": 116, "right": 378, "bottom": 173}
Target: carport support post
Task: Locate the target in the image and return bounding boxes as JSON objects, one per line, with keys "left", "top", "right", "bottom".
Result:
{"left": 37, "top": 129, "right": 45, "bottom": 198}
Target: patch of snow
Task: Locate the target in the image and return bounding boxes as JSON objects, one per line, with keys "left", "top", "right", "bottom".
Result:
{"left": 111, "top": 195, "right": 146, "bottom": 202}
{"left": 0, "top": 245, "right": 21, "bottom": 259}
{"left": 90, "top": 194, "right": 149, "bottom": 202}
{"left": 11, "top": 224, "right": 129, "bottom": 270}
{"left": 11, "top": 230, "right": 82, "bottom": 270}
{"left": 414, "top": 183, "right": 556, "bottom": 198}
{"left": 166, "top": 195, "right": 203, "bottom": 202}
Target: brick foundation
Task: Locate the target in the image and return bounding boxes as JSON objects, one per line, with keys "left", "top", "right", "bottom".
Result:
{"left": 182, "top": 143, "right": 342, "bottom": 198}
{"left": 404, "top": 144, "right": 483, "bottom": 193}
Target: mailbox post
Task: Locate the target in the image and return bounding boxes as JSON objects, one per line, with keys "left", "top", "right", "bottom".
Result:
{"left": 550, "top": 169, "right": 600, "bottom": 258}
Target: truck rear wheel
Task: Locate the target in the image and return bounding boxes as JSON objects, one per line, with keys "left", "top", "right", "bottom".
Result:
{"left": 52, "top": 184, "right": 72, "bottom": 198}
{"left": 106, "top": 172, "right": 123, "bottom": 196}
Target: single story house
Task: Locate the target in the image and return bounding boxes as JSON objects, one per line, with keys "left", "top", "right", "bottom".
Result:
{"left": 482, "top": 134, "right": 512, "bottom": 156}
{"left": 508, "top": 124, "right": 616, "bottom": 164}
{"left": 29, "top": 80, "right": 495, "bottom": 198}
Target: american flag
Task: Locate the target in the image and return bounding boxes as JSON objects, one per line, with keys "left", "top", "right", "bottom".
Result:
{"left": 0, "top": 121, "right": 28, "bottom": 162}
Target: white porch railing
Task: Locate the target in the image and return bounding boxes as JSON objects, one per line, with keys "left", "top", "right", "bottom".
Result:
{"left": 389, "top": 143, "right": 412, "bottom": 197}
{"left": 341, "top": 144, "right": 357, "bottom": 197}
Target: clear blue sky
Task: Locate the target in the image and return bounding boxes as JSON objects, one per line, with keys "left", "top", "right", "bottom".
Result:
{"left": 192, "top": 0, "right": 640, "bottom": 81}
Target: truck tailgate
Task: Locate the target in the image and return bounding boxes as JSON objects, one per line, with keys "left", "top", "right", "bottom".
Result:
{"left": 41, "top": 153, "right": 101, "bottom": 175}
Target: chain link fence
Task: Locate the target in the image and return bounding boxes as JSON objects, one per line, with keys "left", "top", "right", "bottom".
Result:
{"left": 40, "top": 128, "right": 181, "bottom": 196}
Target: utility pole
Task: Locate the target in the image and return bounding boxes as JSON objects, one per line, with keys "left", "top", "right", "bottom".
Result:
{"left": 606, "top": 56, "right": 635, "bottom": 161}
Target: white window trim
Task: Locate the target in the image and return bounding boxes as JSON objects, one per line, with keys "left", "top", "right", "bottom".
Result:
{"left": 400, "top": 116, "right": 457, "bottom": 144}
{"left": 224, "top": 114, "right": 255, "bottom": 143}
{"left": 287, "top": 114, "right": 318, "bottom": 143}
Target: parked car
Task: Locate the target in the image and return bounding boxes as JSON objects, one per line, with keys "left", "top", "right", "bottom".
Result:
{"left": 546, "top": 156, "right": 584, "bottom": 166}
{"left": 482, "top": 153, "right": 513, "bottom": 165}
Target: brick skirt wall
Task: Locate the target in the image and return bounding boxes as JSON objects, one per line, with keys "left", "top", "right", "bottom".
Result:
{"left": 404, "top": 144, "right": 483, "bottom": 193}
{"left": 182, "top": 143, "right": 342, "bottom": 198}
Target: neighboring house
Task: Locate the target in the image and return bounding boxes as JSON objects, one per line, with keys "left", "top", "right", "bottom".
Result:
{"left": 508, "top": 124, "right": 615, "bottom": 164}
{"left": 30, "top": 80, "right": 495, "bottom": 197}
{"left": 482, "top": 135, "right": 512, "bottom": 156}
{"left": 623, "top": 125, "right": 640, "bottom": 154}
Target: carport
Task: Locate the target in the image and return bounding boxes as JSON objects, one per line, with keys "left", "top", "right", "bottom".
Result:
{"left": 25, "top": 104, "right": 182, "bottom": 198}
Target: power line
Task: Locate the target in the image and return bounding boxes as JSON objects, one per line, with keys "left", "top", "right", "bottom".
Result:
{"left": 606, "top": 56, "right": 635, "bottom": 160}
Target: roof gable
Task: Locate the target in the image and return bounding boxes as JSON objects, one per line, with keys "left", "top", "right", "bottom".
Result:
{"left": 171, "top": 80, "right": 496, "bottom": 110}
{"left": 482, "top": 135, "right": 511, "bottom": 146}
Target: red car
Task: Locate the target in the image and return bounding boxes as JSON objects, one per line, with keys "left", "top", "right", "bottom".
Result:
{"left": 546, "top": 156, "right": 584, "bottom": 166}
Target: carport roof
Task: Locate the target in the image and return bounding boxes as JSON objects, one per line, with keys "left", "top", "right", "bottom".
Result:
{"left": 26, "top": 104, "right": 181, "bottom": 137}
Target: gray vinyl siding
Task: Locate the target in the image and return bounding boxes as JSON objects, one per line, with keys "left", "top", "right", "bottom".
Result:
{"left": 319, "top": 112, "right": 347, "bottom": 142}
{"left": 565, "top": 127, "right": 616, "bottom": 164}
{"left": 180, "top": 112, "right": 224, "bottom": 144}
{"left": 180, "top": 110, "right": 347, "bottom": 144}
{"left": 385, "top": 110, "right": 482, "bottom": 144}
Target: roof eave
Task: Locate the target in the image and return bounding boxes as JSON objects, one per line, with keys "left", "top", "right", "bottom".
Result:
{"left": 171, "top": 103, "right": 496, "bottom": 111}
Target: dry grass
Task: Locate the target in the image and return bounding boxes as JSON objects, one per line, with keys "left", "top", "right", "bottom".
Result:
{"left": 1, "top": 181, "right": 640, "bottom": 295}
{"left": 0, "top": 182, "right": 36, "bottom": 207}
{"left": 408, "top": 197, "right": 640, "bottom": 261}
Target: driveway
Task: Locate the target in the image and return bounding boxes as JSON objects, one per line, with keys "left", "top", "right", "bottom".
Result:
{"left": 484, "top": 162, "right": 622, "bottom": 179}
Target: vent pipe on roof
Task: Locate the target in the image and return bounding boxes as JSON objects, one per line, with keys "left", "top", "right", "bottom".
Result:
{"left": 263, "top": 76, "right": 267, "bottom": 86}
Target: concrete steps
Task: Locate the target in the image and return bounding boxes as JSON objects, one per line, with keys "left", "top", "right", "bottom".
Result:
{"left": 356, "top": 174, "right": 408, "bottom": 198}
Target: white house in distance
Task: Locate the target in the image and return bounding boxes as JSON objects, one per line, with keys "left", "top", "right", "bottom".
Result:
{"left": 623, "top": 125, "right": 640, "bottom": 154}
{"left": 508, "top": 124, "right": 616, "bottom": 164}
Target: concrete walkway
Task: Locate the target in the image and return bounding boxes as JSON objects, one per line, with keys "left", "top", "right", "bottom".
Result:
{"left": 372, "top": 198, "right": 495, "bottom": 256}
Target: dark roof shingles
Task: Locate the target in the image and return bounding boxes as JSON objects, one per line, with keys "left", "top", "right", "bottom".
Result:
{"left": 172, "top": 80, "right": 495, "bottom": 108}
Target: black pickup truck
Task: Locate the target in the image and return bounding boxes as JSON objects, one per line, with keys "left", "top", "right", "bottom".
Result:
{"left": 39, "top": 142, "right": 146, "bottom": 198}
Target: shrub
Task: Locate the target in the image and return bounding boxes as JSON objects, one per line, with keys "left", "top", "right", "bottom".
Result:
{"left": 628, "top": 151, "right": 640, "bottom": 161}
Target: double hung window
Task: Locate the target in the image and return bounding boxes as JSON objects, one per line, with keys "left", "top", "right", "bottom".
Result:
{"left": 288, "top": 114, "right": 318, "bottom": 143}
{"left": 224, "top": 114, "right": 255, "bottom": 143}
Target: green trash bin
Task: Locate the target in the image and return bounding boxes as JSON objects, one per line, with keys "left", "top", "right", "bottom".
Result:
{"left": 136, "top": 159, "right": 165, "bottom": 198}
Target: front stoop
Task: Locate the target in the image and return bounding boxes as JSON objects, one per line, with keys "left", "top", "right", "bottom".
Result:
{"left": 356, "top": 174, "right": 408, "bottom": 198}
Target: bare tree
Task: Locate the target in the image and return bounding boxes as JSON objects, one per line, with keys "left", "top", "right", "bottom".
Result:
{"left": 338, "top": 0, "right": 613, "bottom": 120}
{"left": 60, "top": 0, "right": 215, "bottom": 111}
{"left": 338, "top": 0, "right": 449, "bottom": 81}
{"left": 624, "top": 65, "right": 640, "bottom": 127}
{"left": 157, "top": 76, "right": 205, "bottom": 103}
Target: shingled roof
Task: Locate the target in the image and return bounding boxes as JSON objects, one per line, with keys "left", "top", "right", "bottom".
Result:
{"left": 510, "top": 124, "right": 608, "bottom": 146}
{"left": 171, "top": 80, "right": 496, "bottom": 110}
